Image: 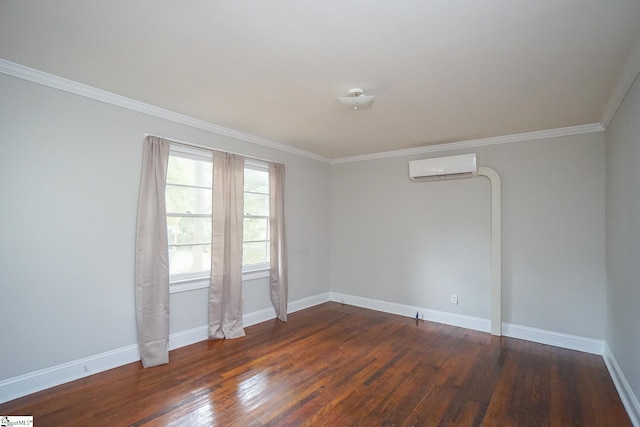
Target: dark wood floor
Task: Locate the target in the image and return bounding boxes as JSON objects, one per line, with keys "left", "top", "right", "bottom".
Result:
{"left": 0, "top": 302, "right": 630, "bottom": 426}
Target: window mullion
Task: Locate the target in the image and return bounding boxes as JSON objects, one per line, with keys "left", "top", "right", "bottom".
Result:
{"left": 167, "top": 213, "right": 211, "bottom": 218}
{"left": 166, "top": 182, "right": 212, "bottom": 191}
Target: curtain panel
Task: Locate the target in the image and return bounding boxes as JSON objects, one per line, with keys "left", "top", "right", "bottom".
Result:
{"left": 134, "top": 136, "right": 288, "bottom": 366}
{"left": 209, "top": 152, "right": 246, "bottom": 339}
{"left": 269, "top": 163, "right": 288, "bottom": 322}
{"left": 134, "top": 136, "right": 171, "bottom": 368}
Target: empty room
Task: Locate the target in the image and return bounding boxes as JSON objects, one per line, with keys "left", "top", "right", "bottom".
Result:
{"left": 1, "top": 1, "right": 640, "bottom": 426}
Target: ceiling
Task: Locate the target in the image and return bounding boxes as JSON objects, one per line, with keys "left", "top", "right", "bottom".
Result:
{"left": 2, "top": 1, "right": 640, "bottom": 159}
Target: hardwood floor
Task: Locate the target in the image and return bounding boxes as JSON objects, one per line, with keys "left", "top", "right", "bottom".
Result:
{"left": 0, "top": 302, "right": 630, "bottom": 426}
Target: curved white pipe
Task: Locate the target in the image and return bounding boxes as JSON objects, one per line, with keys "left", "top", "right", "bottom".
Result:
{"left": 478, "top": 167, "right": 502, "bottom": 336}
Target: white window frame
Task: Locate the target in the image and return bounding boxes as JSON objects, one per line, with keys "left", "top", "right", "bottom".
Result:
{"left": 166, "top": 147, "right": 271, "bottom": 294}
{"left": 242, "top": 159, "right": 271, "bottom": 275}
{"left": 166, "top": 145, "right": 214, "bottom": 292}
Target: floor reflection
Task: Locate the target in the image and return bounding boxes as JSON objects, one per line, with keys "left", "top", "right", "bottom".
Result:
{"left": 236, "top": 371, "right": 269, "bottom": 411}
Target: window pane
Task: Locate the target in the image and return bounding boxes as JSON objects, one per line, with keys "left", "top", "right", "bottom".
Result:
{"left": 244, "top": 168, "right": 269, "bottom": 193}
{"left": 166, "top": 185, "right": 212, "bottom": 214}
{"left": 167, "top": 156, "right": 212, "bottom": 187}
{"left": 169, "top": 244, "right": 211, "bottom": 275}
{"left": 167, "top": 217, "right": 212, "bottom": 245}
{"left": 244, "top": 217, "right": 268, "bottom": 241}
{"left": 244, "top": 193, "right": 269, "bottom": 216}
{"left": 243, "top": 241, "right": 269, "bottom": 266}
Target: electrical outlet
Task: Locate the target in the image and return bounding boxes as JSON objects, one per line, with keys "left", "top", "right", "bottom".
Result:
{"left": 451, "top": 294, "right": 458, "bottom": 305}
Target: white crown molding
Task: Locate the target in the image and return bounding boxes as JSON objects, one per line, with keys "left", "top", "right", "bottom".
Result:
{"left": 331, "top": 123, "right": 605, "bottom": 164}
{"left": 601, "top": 37, "right": 640, "bottom": 129}
{"left": 0, "top": 58, "right": 331, "bottom": 164}
{"left": 3, "top": 55, "right": 632, "bottom": 166}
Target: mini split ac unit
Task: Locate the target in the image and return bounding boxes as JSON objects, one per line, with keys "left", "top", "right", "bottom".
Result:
{"left": 408, "top": 153, "right": 478, "bottom": 181}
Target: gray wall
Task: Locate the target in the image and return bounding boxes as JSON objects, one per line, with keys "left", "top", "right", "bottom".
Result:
{"left": 331, "top": 133, "right": 607, "bottom": 338}
{"left": 0, "top": 67, "right": 620, "bottom": 394}
{"left": 0, "top": 73, "right": 331, "bottom": 380}
{"left": 606, "top": 73, "right": 640, "bottom": 402}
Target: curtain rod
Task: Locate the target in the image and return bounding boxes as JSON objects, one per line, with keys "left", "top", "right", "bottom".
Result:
{"left": 144, "top": 134, "right": 283, "bottom": 165}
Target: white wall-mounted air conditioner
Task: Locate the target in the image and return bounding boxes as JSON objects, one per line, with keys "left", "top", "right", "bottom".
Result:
{"left": 408, "top": 153, "right": 478, "bottom": 181}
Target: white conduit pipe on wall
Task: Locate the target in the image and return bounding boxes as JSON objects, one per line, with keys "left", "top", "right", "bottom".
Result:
{"left": 478, "top": 166, "right": 502, "bottom": 336}
{"left": 409, "top": 154, "right": 502, "bottom": 335}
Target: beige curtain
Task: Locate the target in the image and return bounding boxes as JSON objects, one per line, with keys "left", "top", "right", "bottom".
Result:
{"left": 269, "top": 163, "right": 288, "bottom": 322}
{"left": 134, "top": 136, "right": 170, "bottom": 368}
{"left": 209, "top": 152, "right": 246, "bottom": 339}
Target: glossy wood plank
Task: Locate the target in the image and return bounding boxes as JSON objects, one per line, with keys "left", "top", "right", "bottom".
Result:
{"left": 0, "top": 303, "right": 631, "bottom": 426}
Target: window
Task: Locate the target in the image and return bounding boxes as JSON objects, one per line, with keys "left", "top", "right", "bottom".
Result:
{"left": 165, "top": 146, "right": 213, "bottom": 282}
{"left": 165, "top": 146, "right": 270, "bottom": 285}
{"left": 243, "top": 161, "right": 270, "bottom": 271}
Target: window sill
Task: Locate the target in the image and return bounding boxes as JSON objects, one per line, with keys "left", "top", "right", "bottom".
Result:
{"left": 169, "top": 277, "right": 209, "bottom": 294}
{"left": 242, "top": 268, "right": 270, "bottom": 281}
{"left": 169, "top": 268, "right": 270, "bottom": 294}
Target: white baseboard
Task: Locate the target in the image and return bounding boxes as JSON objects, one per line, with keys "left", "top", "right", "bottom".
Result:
{"left": 0, "top": 344, "right": 141, "bottom": 405}
{"left": 242, "top": 292, "right": 331, "bottom": 327}
{"left": 330, "top": 293, "right": 636, "bottom": 424}
{"left": 243, "top": 307, "right": 277, "bottom": 327}
{"left": 604, "top": 343, "right": 640, "bottom": 427}
{"left": 1, "top": 290, "right": 629, "bottom": 419}
{"left": 329, "top": 292, "right": 605, "bottom": 355}
{"left": 329, "top": 291, "right": 490, "bottom": 332}
{"left": 168, "top": 326, "right": 208, "bottom": 351}
{"left": 289, "top": 292, "right": 331, "bottom": 313}
{"left": 0, "top": 292, "right": 331, "bottom": 404}
{"left": 502, "top": 323, "right": 605, "bottom": 355}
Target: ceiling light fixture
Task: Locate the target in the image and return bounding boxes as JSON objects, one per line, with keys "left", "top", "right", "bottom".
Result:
{"left": 338, "top": 88, "right": 375, "bottom": 110}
